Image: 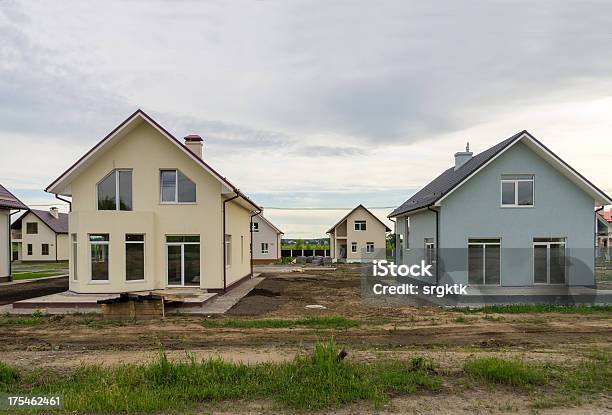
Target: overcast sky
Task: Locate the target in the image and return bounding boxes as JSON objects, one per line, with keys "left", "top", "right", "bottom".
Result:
{"left": 1, "top": 1, "right": 612, "bottom": 237}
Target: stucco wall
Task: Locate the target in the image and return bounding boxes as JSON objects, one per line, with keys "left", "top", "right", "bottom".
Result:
{"left": 439, "top": 142, "right": 595, "bottom": 286}
{"left": 68, "top": 120, "right": 252, "bottom": 293}
{"left": 252, "top": 216, "right": 281, "bottom": 261}
{"left": 0, "top": 210, "right": 9, "bottom": 278}
{"left": 225, "top": 201, "right": 252, "bottom": 285}
{"left": 19, "top": 212, "right": 68, "bottom": 261}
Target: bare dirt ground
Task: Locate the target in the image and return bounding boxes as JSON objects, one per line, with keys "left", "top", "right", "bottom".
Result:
{"left": 1, "top": 264, "right": 610, "bottom": 414}
{"left": 0, "top": 275, "right": 68, "bottom": 305}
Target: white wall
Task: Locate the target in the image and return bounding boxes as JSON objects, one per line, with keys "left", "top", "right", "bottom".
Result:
{"left": 252, "top": 215, "right": 281, "bottom": 261}
{"left": 0, "top": 210, "right": 9, "bottom": 278}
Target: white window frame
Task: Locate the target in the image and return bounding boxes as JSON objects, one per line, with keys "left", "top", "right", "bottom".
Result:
{"left": 225, "top": 234, "right": 232, "bottom": 268}
{"left": 125, "top": 234, "right": 146, "bottom": 282}
{"left": 252, "top": 222, "right": 259, "bottom": 232}
{"left": 261, "top": 242, "right": 269, "bottom": 254}
{"left": 89, "top": 234, "right": 110, "bottom": 284}
{"left": 160, "top": 169, "right": 197, "bottom": 204}
{"left": 533, "top": 238, "right": 566, "bottom": 285}
{"left": 366, "top": 242, "right": 375, "bottom": 254}
{"left": 354, "top": 220, "right": 367, "bottom": 231}
{"left": 96, "top": 169, "right": 133, "bottom": 211}
{"left": 467, "top": 238, "right": 502, "bottom": 286}
{"left": 165, "top": 235, "right": 200, "bottom": 287}
{"left": 500, "top": 177, "right": 534, "bottom": 208}
{"left": 351, "top": 242, "right": 357, "bottom": 253}
{"left": 71, "top": 234, "right": 78, "bottom": 281}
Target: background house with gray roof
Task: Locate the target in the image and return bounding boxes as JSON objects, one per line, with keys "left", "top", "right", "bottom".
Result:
{"left": 11, "top": 207, "right": 69, "bottom": 262}
{"left": 389, "top": 131, "right": 612, "bottom": 288}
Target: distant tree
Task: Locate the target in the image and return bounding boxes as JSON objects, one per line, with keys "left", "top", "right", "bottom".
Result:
{"left": 295, "top": 239, "right": 305, "bottom": 250}
{"left": 386, "top": 234, "right": 396, "bottom": 250}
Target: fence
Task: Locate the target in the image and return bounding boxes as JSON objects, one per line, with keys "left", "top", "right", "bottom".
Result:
{"left": 281, "top": 249, "right": 329, "bottom": 257}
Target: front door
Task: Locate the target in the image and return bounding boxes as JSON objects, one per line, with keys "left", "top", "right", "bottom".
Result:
{"left": 533, "top": 238, "right": 566, "bottom": 284}
{"left": 166, "top": 236, "right": 200, "bottom": 287}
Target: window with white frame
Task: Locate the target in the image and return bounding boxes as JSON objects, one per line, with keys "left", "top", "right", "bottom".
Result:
{"left": 225, "top": 234, "right": 232, "bottom": 267}
{"left": 160, "top": 169, "right": 196, "bottom": 203}
{"left": 468, "top": 238, "right": 501, "bottom": 285}
{"left": 41, "top": 244, "right": 49, "bottom": 256}
{"left": 71, "top": 234, "right": 78, "bottom": 281}
{"left": 351, "top": 242, "right": 357, "bottom": 253}
{"left": 261, "top": 242, "right": 269, "bottom": 254}
{"left": 501, "top": 175, "right": 534, "bottom": 207}
{"left": 97, "top": 169, "right": 132, "bottom": 210}
{"left": 424, "top": 238, "right": 435, "bottom": 265}
{"left": 89, "top": 234, "right": 109, "bottom": 281}
{"left": 125, "top": 234, "right": 145, "bottom": 281}
{"left": 252, "top": 222, "right": 259, "bottom": 232}
{"left": 366, "top": 242, "right": 375, "bottom": 253}
{"left": 354, "top": 220, "right": 366, "bottom": 231}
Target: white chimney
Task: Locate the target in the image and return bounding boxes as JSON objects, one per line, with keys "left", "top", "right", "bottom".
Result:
{"left": 50, "top": 207, "right": 59, "bottom": 219}
{"left": 454, "top": 142, "right": 473, "bottom": 170}
{"left": 184, "top": 134, "right": 203, "bottom": 159}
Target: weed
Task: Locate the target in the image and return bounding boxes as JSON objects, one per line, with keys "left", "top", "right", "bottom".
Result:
{"left": 463, "top": 357, "right": 547, "bottom": 387}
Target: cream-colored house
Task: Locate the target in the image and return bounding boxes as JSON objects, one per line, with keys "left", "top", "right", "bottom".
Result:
{"left": 327, "top": 205, "right": 390, "bottom": 263}
{"left": 252, "top": 214, "right": 283, "bottom": 263}
{"left": 45, "top": 109, "right": 261, "bottom": 294}
{"left": 11, "top": 208, "right": 69, "bottom": 262}
{"left": 0, "top": 184, "right": 27, "bottom": 282}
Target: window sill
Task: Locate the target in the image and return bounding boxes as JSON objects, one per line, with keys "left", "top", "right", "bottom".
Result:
{"left": 159, "top": 202, "right": 197, "bottom": 205}
{"left": 126, "top": 279, "right": 146, "bottom": 283}
{"left": 500, "top": 205, "right": 534, "bottom": 208}
{"left": 88, "top": 280, "right": 111, "bottom": 285}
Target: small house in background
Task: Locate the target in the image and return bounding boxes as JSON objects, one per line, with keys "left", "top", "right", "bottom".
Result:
{"left": 0, "top": 184, "right": 27, "bottom": 282}
{"left": 327, "top": 204, "right": 390, "bottom": 263}
{"left": 11, "top": 208, "right": 69, "bottom": 262}
{"left": 251, "top": 214, "right": 283, "bottom": 263}
{"left": 597, "top": 209, "right": 612, "bottom": 260}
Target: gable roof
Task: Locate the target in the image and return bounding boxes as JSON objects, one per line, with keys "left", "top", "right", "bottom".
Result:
{"left": 255, "top": 213, "right": 283, "bottom": 235}
{"left": 0, "top": 184, "right": 27, "bottom": 210}
{"left": 326, "top": 204, "right": 391, "bottom": 233}
{"left": 45, "top": 109, "right": 261, "bottom": 212}
{"left": 12, "top": 209, "right": 69, "bottom": 234}
{"left": 390, "top": 131, "right": 612, "bottom": 217}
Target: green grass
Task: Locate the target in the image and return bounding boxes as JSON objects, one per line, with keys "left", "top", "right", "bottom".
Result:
{"left": 463, "top": 357, "right": 547, "bottom": 387}
{"left": 0, "top": 340, "right": 441, "bottom": 412}
{"left": 453, "top": 304, "right": 612, "bottom": 314}
{"left": 12, "top": 271, "right": 66, "bottom": 280}
{"left": 201, "top": 316, "right": 361, "bottom": 329}
{"left": 0, "top": 316, "right": 44, "bottom": 326}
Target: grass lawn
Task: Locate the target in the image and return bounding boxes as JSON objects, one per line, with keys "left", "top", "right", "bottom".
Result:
{"left": 11, "top": 262, "right": 68, "bottom": 280}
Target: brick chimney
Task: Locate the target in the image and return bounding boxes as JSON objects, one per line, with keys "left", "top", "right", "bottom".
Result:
{"left": 50, "top": 206, "right": 59, "bottom": 219}
{"left": 184, "top": 135, "right": 203, "bottom": 159}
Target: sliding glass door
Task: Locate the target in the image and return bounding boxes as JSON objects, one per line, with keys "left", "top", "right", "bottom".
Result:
{"left": 533, "top": 238, "right": 566, "bottom": 284}
{"left": 166, "top": 236, "right": 200, "bottom": 287}
{"left": 468, "top": 239, "right": 501, "bottom": 285}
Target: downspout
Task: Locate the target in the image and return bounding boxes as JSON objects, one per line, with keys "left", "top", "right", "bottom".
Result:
{"left": 222, "top": 193, "right": 240, "bottom": 292}
{"left": 55, "top": 233, "right": 58, "bottom": 263}
{"left": 55, "top": 194, "right": 72, "bottom": 212}
{"left": 250, "top": 210, "right": 262, "bottom": 277}
{"left": 388, "top": 217, "right": 396, "bottom": 260}
{"left": 427, "top": 206, "right": 440, "bottom": 285}
{"left": 8, "top": 209, "right": 22, "bottom": 281}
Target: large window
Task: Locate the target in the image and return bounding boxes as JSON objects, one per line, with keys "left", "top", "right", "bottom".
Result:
{"left": 501, "top": 175, "right": 534, "bottom": 207}
{"left": 26, "top": 222, "right": 38, "bottom": 234}
{"left": 366, "top": 242, "right": 375, "bottom": 253}
{"left": 225, "top": 235, "right": 232, "bottom": 267}
{"left": 90, "top": 234, "right": 109, "bottom": 281}
{"left": 160, "top": 170, "right": 196, "bottom": 203}
{"left": 354, "top": 220, "right": 367, "bottom": 231}
{"left": 125, "top": 234, "right": 145, "bottom": 281}
{"left": 41, "top": 244, "right": 49, "bottom": 256}
{"left": 97, "top": 170, "right": 132, "bottom": 210}
{"left": 468, "top": 238, "right": 501, "bottom": 285}
{"left": 534, "top": 238, "right": 566, "bottom": 284}
{"left": 166, "top": 235, "right": 200, "bottom": 286}
{"left": 71, "top": 234, "right": 78, "bottom": 281}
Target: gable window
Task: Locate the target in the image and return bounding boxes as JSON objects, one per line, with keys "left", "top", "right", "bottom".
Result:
{"left": 26, "top": 222, "right": 38, "bottom": 234}
{"left": 41, "top": 244, "right": 49, "bottom": 256}
{"left": 160, "top": 170, "right": 196, "bottom": 203}
{"left": 354, "top": 220, "right": 367, "bottom": 231}
{"left": 366, "top": 242, "right": 375, "bottom": 253}
{"left": 89, "top": 234, "right": 110, "bottom": 281}
{"left": 27, "top": 244, "right": 32, "bottom": 256}
{"left": 261, "top": 242, "right": 269, "bottom": 254}
{"left": 97, "top": 170, "right": 132, "bottom": 210}
{"left": 501, "top": 175, "right": 534, "bottom": 207}
{"left": 125, "top": 234, "right": 145, "bottom": 281}
{"left": 351, "top": 242, "right": 357, "bottom": 253}
{"left": 252, "top": 222, "right": 259, "bottom": 232}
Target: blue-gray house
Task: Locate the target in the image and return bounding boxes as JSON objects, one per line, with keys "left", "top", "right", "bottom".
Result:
{"left": 389, "top": 131, "right": 611, "bottom": 288}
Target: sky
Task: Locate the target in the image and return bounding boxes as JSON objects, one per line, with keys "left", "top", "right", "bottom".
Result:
{"left": 1, "top": 0, "right": 612, "bottom": 238}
